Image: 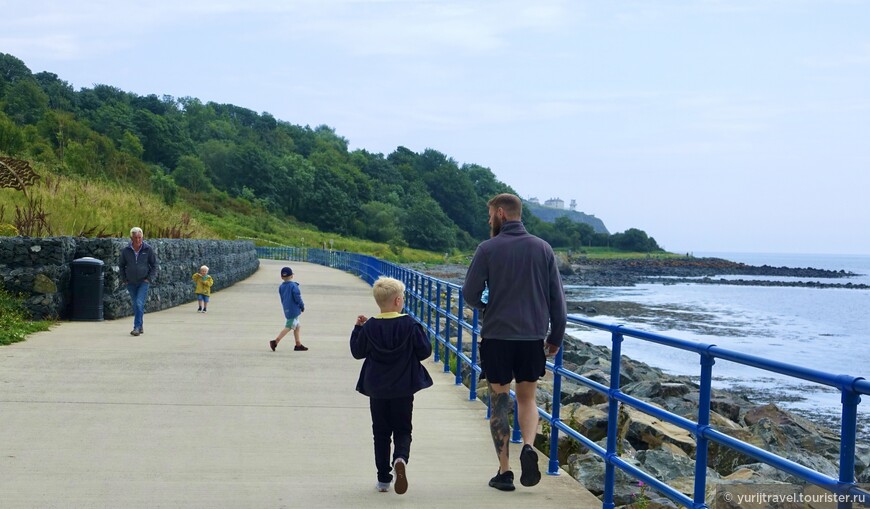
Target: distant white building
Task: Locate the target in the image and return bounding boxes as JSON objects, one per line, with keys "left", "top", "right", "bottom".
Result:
{"left": 569, "top": 199, "right": 577, "bottom": 211}
{"left": 544, "top": 198, "right": 565, "bottom": 209}
{"left": 528, "top": 197, "right": 540, "bottom": 205}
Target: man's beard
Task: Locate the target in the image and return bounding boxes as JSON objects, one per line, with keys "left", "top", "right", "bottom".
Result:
{"left": 490, "top": 216, "right": 502, "bottom": 237}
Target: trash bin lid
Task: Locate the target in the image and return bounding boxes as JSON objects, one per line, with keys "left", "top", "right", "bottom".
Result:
{"left": 72, "top": 257, "right": 104, "bottom": 265}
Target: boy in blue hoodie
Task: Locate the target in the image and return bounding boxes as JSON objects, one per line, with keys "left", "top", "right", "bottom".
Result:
{"left": 270, "top": 266, "right": 308, "bottom": 352}
{"left": 350, "top": 276, "right": 433, "bottom": 495}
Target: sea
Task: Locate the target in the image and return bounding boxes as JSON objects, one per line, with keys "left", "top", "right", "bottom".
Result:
{"left": 563, "top": 252, "right": 870, "bottom": 439}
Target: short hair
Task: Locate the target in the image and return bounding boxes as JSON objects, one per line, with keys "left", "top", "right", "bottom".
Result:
{"left": 372, "top": 276, "right": 405, "bottom": 308}
{"left": 487, "top": 193, "right": 522, "bottom": 219}
{"left": 130, "top": 226, "right": 143, "bottom": 237}
{"left": 200, "top": 265, "right": 209, "bottom": 272}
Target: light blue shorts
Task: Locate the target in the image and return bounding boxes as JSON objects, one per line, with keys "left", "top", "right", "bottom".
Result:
{"left": 197, "top": 294, "right": 210, "bottom": 303}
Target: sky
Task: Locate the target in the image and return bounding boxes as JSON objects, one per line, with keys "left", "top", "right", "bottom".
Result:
{"left": 3, "top": 0, "right": 869, "bottom": 255}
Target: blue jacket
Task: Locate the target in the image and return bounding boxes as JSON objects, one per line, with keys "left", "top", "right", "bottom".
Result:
{"left": 118, "top": 241, "right": 158, "bottom": 284}
{"left": 279, "top": 280, "right": 304, "bottom": 319}
{"left": 462, "top": 220, "right": 567, "bottom": 347}
{"left": 350, "top": 313, "right": 433, "bottom": 399}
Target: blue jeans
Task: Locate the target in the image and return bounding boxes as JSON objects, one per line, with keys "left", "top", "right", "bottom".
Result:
{"left": 126, "top": 282, "right": 149, "bottom": 331}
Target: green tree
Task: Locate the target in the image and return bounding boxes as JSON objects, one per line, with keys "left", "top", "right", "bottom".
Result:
{"left": 172, "top": 155, "right": 213, "bottom": 194}
{"left": 33, "top": 72, "right": 75, "bottom": 111}
{"left": 3, "top": 79, "right": 49, "bottom": 125}
{"left": 0, "top": 112, "right": 26, "bottom": 155}
{"left": 150, "top": 167, "right": 179, "bottom": 205}
{"left": 401, "top": 194, "right": 455, "bottom": 251}
{"left": 360, "top": 201, "right": 402, "bottom": 243}
{"left": 0, "top": 53, "right": 32, "bottom": 97}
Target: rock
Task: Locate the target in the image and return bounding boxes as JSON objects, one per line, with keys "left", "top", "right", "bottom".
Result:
{"left": 623, "top": 406, "right": 696, "bottom": 456}
{"left": 636, "top": 448, "right": 697, "bottom": 481}
{"left": 32, "top": 273, "right": 57, "bottom": 293}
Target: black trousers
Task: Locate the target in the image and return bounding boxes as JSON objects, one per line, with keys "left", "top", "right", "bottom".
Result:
{"left": 369, "top": 395, "right": 414, "bottom": 483}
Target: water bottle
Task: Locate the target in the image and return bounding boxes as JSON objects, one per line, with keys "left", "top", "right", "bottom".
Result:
{"left": 481, "top": 283, "right": 489, "bottom": 304}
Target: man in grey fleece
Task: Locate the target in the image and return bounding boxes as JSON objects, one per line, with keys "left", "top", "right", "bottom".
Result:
{"left": 118, "top": 226, "right": 158, "bottom": 336}
{"left": 462, "top": 193, "right": 567, "bottom": 492}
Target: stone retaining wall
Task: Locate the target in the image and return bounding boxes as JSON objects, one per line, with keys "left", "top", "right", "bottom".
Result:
{"left": 0, "top": 237, "right": 259, "bottom": 320}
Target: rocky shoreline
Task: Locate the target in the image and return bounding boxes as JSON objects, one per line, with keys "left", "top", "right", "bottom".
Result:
{"left": 559, "top": 256, "right": 868, "bottom": 289}
{"left": 408, "top": 255, "right": 868, "bottom": 289}
{"left": 537, "top": 336, "right": 870, "bottom": 507}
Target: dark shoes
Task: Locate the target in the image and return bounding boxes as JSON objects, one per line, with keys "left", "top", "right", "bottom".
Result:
{"left": 270, "top": 342, "right": 306, "bottom": 352}
{"left": 393, "top": 458, "right": 408, "bottom": 495}
{"left": 520, "top": 444, "right": 541, "bottom": 487}
{"left": 489, "top": 470, "right": 515, "bottom": 491}
{"left": 130, "top": 329, "right": 140, "bottom": 337}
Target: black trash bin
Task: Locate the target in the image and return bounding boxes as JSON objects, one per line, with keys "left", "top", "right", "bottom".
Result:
{"left": 71, "top": 257, "right": 104, "bottom": 321}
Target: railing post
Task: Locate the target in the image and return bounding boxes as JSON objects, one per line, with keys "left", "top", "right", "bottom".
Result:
{"left": 548, "top": 346, "right": 564, "bottom": 475}
{"left": 455, "top": 293, "right": 464, "bottom": 385}
{"left": 694, "top": 352, "right": 715, "bottom": 508}
{"left": 603, "top": 330, "right": 624, "bottom": 509}
{"left": 839, "top": 384, "right": 861, "bottom": 509}
{"left": 512, "top": 398, "right": 522, "bottom": 443}
{"left": 470, "top": 309, "right": 479, "bottom": 401}
{"left": 443, "top": 286, "right": 452, "bottom": 373}
{"left": 426, "top": 278, "right": 434, "bottom": 351}
{"left": 434, "top": 282, "right": 442, "bottom": 363}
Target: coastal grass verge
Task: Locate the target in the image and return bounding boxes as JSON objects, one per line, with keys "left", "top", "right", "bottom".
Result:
{"left": 0, "top": 284, "right": 53, "bottom": 346}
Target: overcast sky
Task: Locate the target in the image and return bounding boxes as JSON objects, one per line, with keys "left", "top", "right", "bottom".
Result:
{"left": 3, "top": 0, "right": 869, "bottom": 254}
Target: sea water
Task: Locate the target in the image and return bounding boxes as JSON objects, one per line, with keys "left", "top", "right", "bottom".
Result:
{"left": 564, "top": 252, "right": 870, "bottom": 438}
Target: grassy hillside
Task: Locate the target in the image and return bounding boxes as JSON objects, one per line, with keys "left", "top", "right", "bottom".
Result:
{"left": 0, "top": 163, "right": 453, "bottom": 264}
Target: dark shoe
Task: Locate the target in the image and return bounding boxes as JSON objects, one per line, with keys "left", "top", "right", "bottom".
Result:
{"left": 393, "top": 458, "right": 408, "bottom": 495}
{"left": 139, "top": 328, "right": 144, "bottom": 335}
{"left": 202, "top": 309, "right": 207, "bottom": 313}
{"left": 197, "top": 308, "right": 202, "bottom": 312}
{"left": 130, "top": 329, "right": 140, "bottom": 337}
{"left": 269, "top": 340, "right": 277, "bottom": 352}
{"left": 489, "top": 470, "right": 515, "bottom": 491}
{"left": 294, "top": 344, "right": 308, "bottom": 351}
{"left": 520, "top": 444, "right": 541, "bottom": 487}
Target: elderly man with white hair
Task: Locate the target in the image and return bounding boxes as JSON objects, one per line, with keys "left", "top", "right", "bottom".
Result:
{"left": 118, "top": 227, "right": 158, "bottom": 336}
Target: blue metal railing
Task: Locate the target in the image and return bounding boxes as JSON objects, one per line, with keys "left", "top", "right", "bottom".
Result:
{"left": 258, "top": 247, "right": 869, "bottom": 509}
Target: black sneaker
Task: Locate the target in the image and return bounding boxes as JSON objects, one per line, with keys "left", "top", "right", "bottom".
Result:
{"left": 489, "top": 470, "right": 515, "bottom": 491}
{"left": 269, "top": 340, "right": 277, "bottom": 352}
{"left": 294, "top": 344, "right": 308, "bottom": 351}
{"left": 130, "top": 329, "right": 140, "bottom": 337}
{"left": 520, "top": 444, "right": 541, "bottom": 487}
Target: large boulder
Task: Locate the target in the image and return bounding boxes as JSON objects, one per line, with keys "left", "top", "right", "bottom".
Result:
{"left": 624, "top": 406, "right": 696, "bottom": 456}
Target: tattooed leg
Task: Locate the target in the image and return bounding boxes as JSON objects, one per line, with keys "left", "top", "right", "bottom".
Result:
{"left": 489, "top": 382, "right": 512, "bottom": 473}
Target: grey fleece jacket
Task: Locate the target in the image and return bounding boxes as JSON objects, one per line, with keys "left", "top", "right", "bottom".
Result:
{"left": 118, "top": 241, "right": 158, "bottom": 284}
{"left": 461, "top": 221, "right": 567, "bottom": 347}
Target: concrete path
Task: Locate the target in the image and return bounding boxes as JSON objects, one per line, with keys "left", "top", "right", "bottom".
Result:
{"left": 0, "top": 259, "right": 601, "bottom": 509}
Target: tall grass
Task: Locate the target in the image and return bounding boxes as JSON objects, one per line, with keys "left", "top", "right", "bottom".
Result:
{"left": 0, "top": 172, "right": 220, "bottom": 238}
{"left": 0, "top": 165, "right": 449, "bottom": 263}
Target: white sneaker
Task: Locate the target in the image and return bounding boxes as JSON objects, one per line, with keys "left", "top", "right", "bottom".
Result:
{"left": 376, "top": 482, "right": 390, "bottom": 493}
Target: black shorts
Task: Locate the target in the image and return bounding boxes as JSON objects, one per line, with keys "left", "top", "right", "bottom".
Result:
{"left": 479, "top": 338, "right": 546, "bottom": 385}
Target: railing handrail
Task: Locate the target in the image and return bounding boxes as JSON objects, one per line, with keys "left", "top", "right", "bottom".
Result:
{"left": 257, "top": 247, "right": 868, "bottom": 509}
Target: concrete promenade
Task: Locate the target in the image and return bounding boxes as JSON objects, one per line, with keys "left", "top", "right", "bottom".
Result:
{"left": 1, "top": 259, "right": 601, "bottom": 509}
